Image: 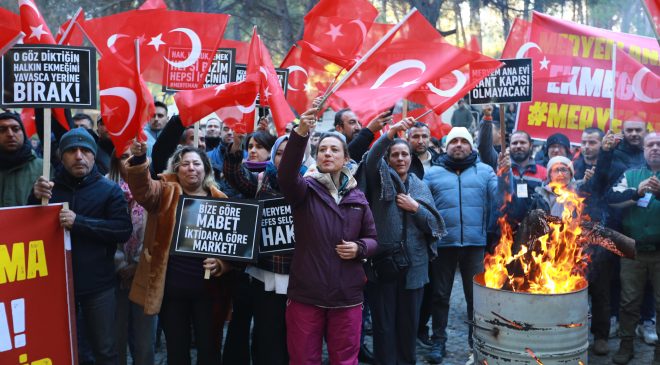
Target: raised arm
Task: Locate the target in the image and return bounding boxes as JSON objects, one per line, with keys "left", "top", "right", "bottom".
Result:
{"left": 278, "top": 109, "right": 315, "bottom": 206}
{"left": 125, "top": 140, "right": 164, "bottom": 213}
{"left": 223, "top": 134, "right": 260, "bottom": 198}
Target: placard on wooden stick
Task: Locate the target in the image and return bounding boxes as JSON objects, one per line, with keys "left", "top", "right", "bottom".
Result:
{"left": 171, "top": 196, "right": 262, "bottom": 263}
{"left": 1, "top": 45, "right": 97, "bottom": 108}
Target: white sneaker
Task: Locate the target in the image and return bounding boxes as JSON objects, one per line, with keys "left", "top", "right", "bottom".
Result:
{"left": 609, "top": 316, "right": 619, "bottom": 338}
{"left": 465, "top": 351, "right": 475, "bottom": 365}
{"left": 636, "top": 320, "right": 659, "bottom": 345}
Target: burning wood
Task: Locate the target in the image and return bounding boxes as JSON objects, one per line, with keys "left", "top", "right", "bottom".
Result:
{"left": 485, "top": 183, "right": 636, "bottom": 294}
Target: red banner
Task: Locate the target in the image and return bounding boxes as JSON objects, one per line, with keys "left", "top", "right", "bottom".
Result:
{"left": 515, "top": 12, "right": 659, "bottom": 142}
{"left": 0, "top": 205, "right": 76, "bottom": 365}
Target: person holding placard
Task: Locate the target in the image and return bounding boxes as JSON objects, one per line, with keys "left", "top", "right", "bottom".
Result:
{"left": 125, "top": 141, "right": 230, "bottom": 365}
{"left": 222, "top": 131, "right": 296, "bottom": 365}
{"left": 278, "top": 108, "right": 378, "bottom": 365}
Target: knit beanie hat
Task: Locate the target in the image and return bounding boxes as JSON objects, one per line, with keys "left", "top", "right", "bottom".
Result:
{"left": 445, "top": 127, "right": 474, "bottom": 149}
{"left": 59, "top": 127, "right": 97, "bottom": 156}
{"left": 546, "top": 156, "right": 574, "bottom": 176}
{"left": 546, "top": 133, "right": 571, "bottom": 155}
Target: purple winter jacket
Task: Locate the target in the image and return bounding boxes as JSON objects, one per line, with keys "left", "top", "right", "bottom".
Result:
{"left": 278, "top": 130, "right": 378, "bottom": 307}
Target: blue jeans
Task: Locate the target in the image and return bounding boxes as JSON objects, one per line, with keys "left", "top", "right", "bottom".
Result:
{"left": 77, "top": 287, "right": 117, "bottom": 365}
{"left": 116, "top": 285, "right": 157, "bottom": 365}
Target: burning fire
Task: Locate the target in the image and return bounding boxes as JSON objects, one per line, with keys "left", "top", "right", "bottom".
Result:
{"left": 484, "top": 182, "right": 589, "bottom": 294}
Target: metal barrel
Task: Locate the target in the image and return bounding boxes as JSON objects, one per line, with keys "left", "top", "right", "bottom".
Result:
{"left": 472, "top": 273, "right": 589, "bottom": 364}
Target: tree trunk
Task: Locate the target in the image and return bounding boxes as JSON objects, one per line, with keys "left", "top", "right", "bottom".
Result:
{"left": 469, "top": 0, "right": 482, "bottom": 46}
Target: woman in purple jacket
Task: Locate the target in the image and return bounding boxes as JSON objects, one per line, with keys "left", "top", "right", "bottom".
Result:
{"left": 278, "top": 108, "right": 378, "bottom": 365}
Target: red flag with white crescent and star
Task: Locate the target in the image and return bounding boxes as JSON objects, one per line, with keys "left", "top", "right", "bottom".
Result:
{"left": 333, "top": 11, "right": 488, "bottom": 124}
{"left": 408, "top": 51, "right": 502, "bottom": 116}
{"left": 301, "top": 0, "right": 378, "bottom": 69}
{"left": 17, "top": 0, "right": 70, "bottom": 130}
{"left": 0, "top": 7, "right": 22, "bottom": 56}
{"left": 99, "top": 52, "right": 155, "bottom": 156}
{"left": 613, "top": 47, "right": 660, "bottom": 129}
{"left": 280, "top": 45, "right": 338, "bottom": 115}
{"left": 81, "top": 9, "right": 229, "bottom": 89}
{"left": 18, "top": 0, "right": 56, "bottom": 44}
{"left": 174, "top": 80, "right": 259, "bottom": 131}
{"left": 248, "top": 29, "right": 296, "bottom": 135}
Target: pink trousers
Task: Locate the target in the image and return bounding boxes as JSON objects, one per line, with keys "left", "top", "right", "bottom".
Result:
{"left": 286, "top": 299, "right": 363, "bottom": 365}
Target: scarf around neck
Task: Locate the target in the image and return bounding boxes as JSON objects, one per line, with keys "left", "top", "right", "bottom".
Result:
{"left": 440, "top": 151, "right": 478, "bottom": 173}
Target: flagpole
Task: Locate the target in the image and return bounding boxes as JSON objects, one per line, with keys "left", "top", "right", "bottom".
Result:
{"left": 316, "top": 8, "right": 418, "bottom": 110}
{"left": 609, "top": 43, "right": 616, "bottom": 129}
{"left": 194, "top": 122, "right": 200, "bottom": 148}
{"left": 414, "top": 108, "right": 434, "bottom": 122}
{"left": 41, "top": 109, "right": 52, "bottom": 205}
{"left": 57, "top": 7, "right": 83, "bottom": 45}
{"left": 640, "top": 0, "right": 660, "bottom": 47}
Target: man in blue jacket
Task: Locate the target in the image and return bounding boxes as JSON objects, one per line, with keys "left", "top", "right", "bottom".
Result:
{"left": 423, "top": 127, "right": 508, "bottom": 364}
{"left": 30, "top": 128, "right": 132, "bottom": 365}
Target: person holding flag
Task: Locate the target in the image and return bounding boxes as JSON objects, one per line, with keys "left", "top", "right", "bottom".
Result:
{"left": 278, "top": 108, "right": 378, "bottom": 364}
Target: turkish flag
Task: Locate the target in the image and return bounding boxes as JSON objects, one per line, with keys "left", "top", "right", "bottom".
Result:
{"left": 248, "top": 29, "right": 296, "bottom": 135}
{"left": 99, "top": 52, "right": 155, "bottom": 157}
{"left": 220, "top": 39, "right": 249, "bottom": 64}
{"left": 408, "top": 52, "right": 502, "bottom": 116}
{"left": 0, "top": 7, "right": 22, "bottom": 55}
{"left": 280, "top": 45, "right": 338, "bottom": 115}
{"left": 54, "top": 8, "right": 85, "bottom": 46}
{"left": 81, "top": 9, "right": 230, "bottom": 88}
{"left": 613, "top": 47, "right": 660, "bottom": 131}
{"left": 139, "top": 0, "right": 167, "bottom": 10}
{"left": 501, "top": 18, "right": 532, "bottom": 59}
{"left": 302, "top": 0, "right": 378, "bottom": 69}
{"left": 0, "top": 24, "right": 22, "bottom": 57}
{"left": 17, "top": 1, "right": 69, "bottom": 130}
{"left": 334, "top": 11, "right": 486, "bottom": 124}
{"left": 18, "top": 0, "right": 56, "bottom": 44}
{"left": 175, "top": 79, "right": 259, "bottom": 133}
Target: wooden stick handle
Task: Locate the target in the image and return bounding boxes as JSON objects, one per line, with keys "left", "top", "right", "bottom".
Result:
{"left": 41, "top": 109, "right": 52, "bottom": 206}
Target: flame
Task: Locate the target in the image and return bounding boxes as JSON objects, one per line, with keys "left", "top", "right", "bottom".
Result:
{"left": 484, "top": 183, "right": 589, "bottom": 294}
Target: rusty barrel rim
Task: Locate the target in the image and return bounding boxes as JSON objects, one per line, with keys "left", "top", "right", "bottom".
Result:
{"left": 473, "top": 272, "right": 588, "bottom": 297}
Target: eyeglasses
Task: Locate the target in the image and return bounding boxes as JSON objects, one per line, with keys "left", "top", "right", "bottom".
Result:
{"left": 551, "top": 167, "right": 570, "bottom": 174}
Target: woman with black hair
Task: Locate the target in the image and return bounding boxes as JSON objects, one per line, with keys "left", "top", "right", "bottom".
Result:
{"left": 363, "top": 118, "right": 445, "bottom": 365}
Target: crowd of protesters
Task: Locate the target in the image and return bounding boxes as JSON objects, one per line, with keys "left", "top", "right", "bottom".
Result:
{"left": 0, "top": 96, "right": 658, "bottom": 365}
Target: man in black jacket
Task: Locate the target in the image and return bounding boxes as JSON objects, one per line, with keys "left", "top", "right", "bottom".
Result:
{"left": 334, "top": 108, "right": 392, "bottom": 163}
{"left": 30, "top": 127, "right": 132, "bottom": 365}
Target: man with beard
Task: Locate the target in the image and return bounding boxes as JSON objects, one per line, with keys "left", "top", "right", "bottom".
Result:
{"left": 509, "top": 131, "right": 547, "bottom": 196}
{"left": 596, "top": 120, "right": 657, "bottom": 348}
{"left": 0, "top": 112, "right": 42, "bottom": 207}
{"left": 574, "top": 127, "right": 604, "bottom": 181}
{"left": 608, "top": 132, "right": 660, "bottom": 364}
{"left": 407, "top": 121, "right": 437, "bottom": 175}
{"left": 204, "top": 118, "right": 222, "bottom": 151}
{"left": 333, "top": 108, "right": 392, "bottom": 163}
{"left": 423, "top": 127, "right": 509, "bottom": 364}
